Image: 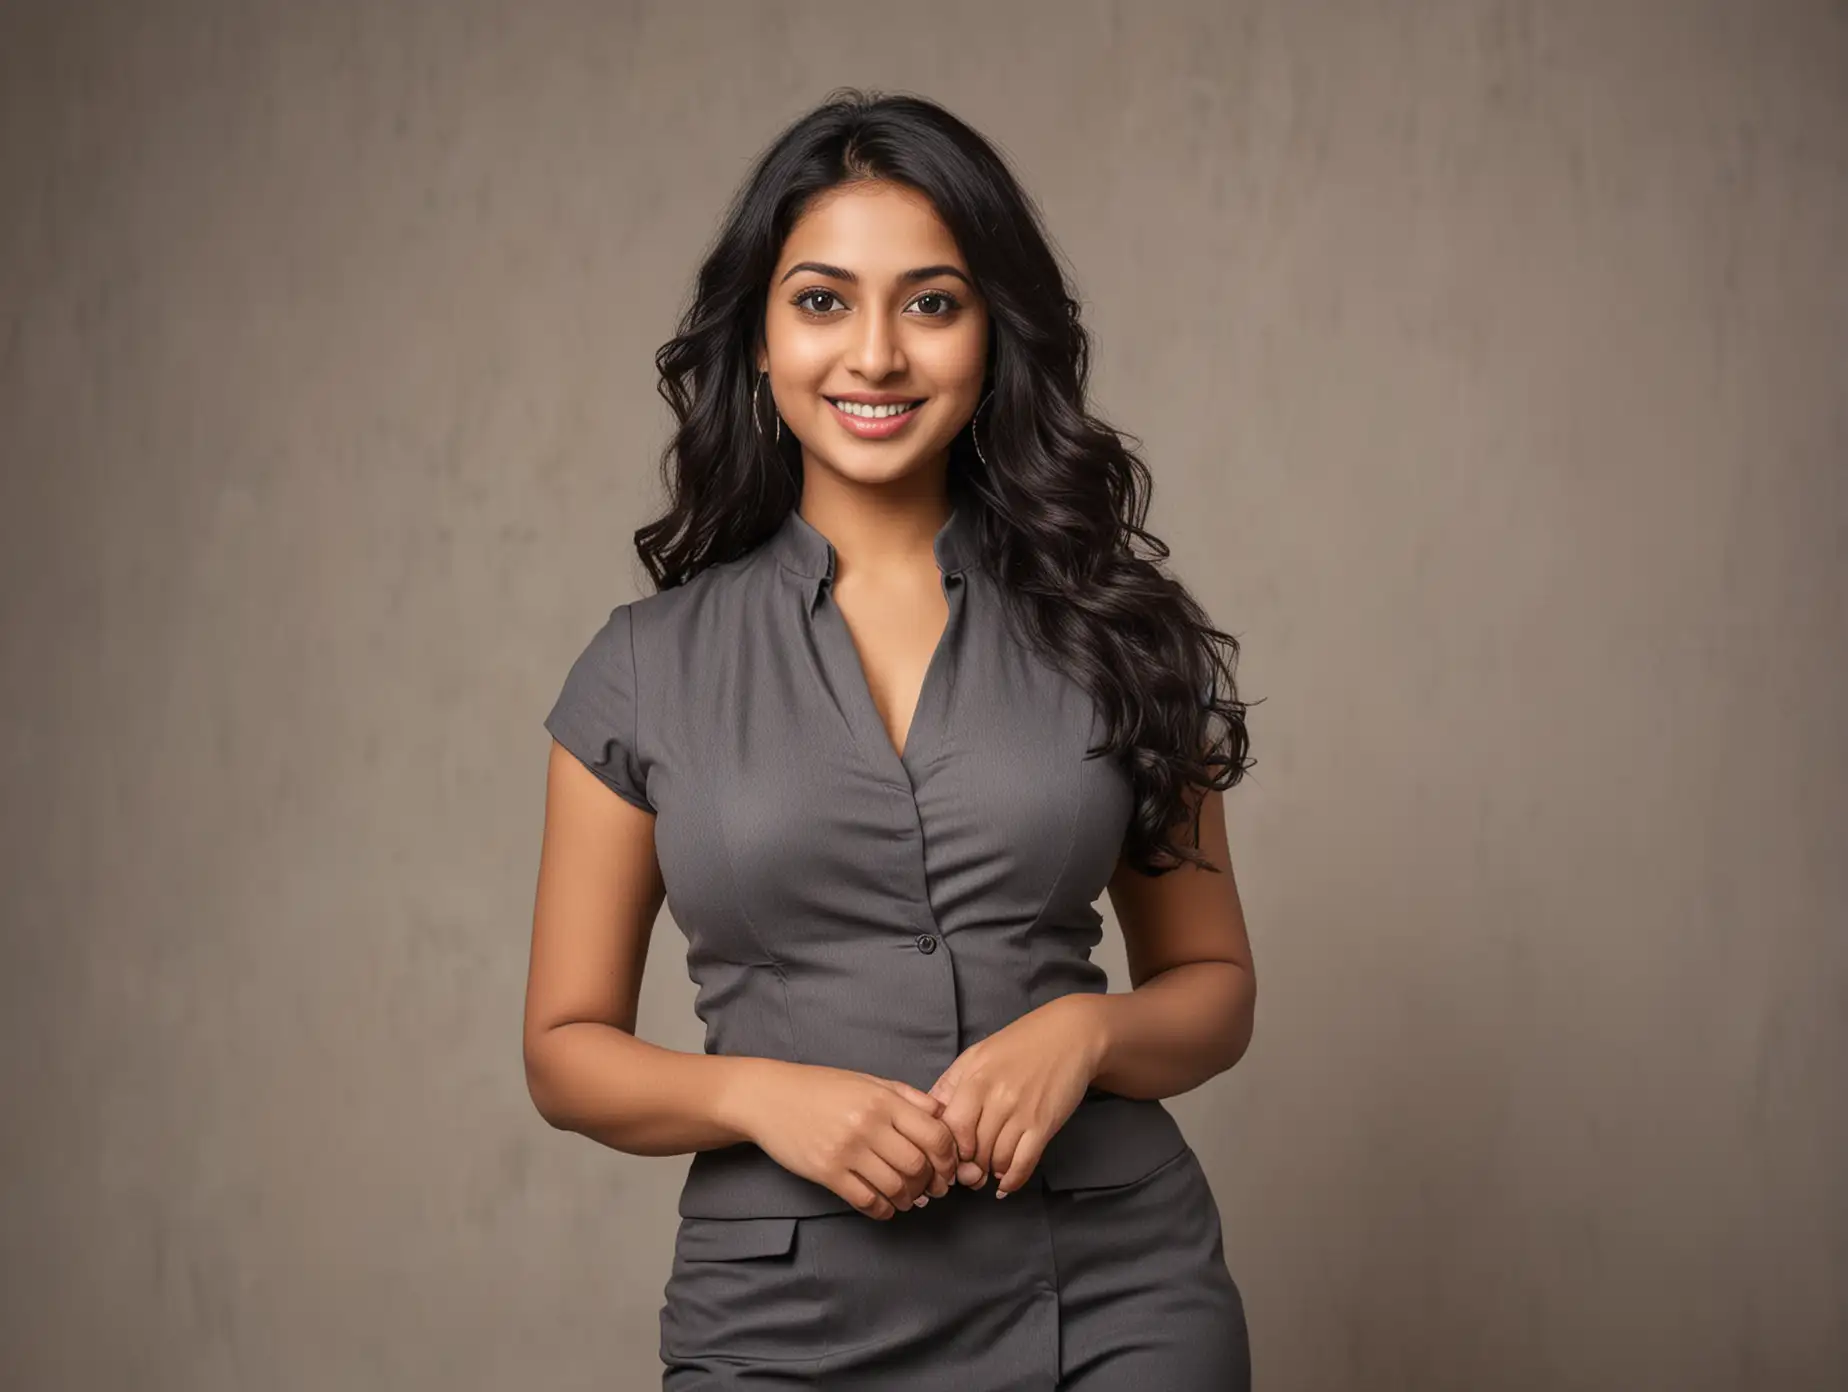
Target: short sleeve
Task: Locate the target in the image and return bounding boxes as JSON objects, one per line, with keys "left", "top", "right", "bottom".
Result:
{"left": 544, "top": 602, "right": 654, "bottom": 813}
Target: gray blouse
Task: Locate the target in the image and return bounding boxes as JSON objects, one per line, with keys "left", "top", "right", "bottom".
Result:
{"left": 545, "top": 502, "right": 1187, "bottom": 1218}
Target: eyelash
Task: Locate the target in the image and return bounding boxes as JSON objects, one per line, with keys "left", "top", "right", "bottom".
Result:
{"left": 791, "top": 289, "right": 962, "bottom": 319}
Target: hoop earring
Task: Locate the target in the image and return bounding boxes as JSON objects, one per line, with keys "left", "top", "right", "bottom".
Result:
{"left": 969, "top": 390, "right": 994, "bottom": 469}
{"left": 753, "top": 370, "right": 781, "bottom": 445}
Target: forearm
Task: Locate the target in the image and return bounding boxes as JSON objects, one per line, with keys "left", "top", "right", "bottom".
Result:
{"left": 525, "top": 1022, "right": 775, "bottom": 1157}
{"left": 1080, "top": 960, "right": 1255, "bottom": 1100}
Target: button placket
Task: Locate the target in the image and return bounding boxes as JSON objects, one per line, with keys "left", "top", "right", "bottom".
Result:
{"left": 809, "top": 557, "right": 963, "bottom": 1063}
{"left": 887, "top": 570, "right": 963, "bottom": 949}
{"left": 895, "top": 571, "right": 959, "bottom": 1094}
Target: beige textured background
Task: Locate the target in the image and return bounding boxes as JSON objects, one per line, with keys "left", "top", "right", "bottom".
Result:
{"left": 2, "top": 1, "right": 1843, "bottom": 1388}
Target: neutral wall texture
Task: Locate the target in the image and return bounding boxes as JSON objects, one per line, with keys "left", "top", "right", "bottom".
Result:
{"left": 2, "top": 1, "right": 1843, "bottom": 1388}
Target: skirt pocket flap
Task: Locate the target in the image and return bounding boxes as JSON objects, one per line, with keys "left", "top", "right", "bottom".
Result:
{"left": 1039, "top": 1093, "right": 1188, "bottom": 1191}
{"left": 677, "top": 1215, "right": 799, "bottom": 1262}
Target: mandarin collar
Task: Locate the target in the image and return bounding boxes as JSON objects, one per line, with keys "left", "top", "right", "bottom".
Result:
{"left": 769, "top": 503, "right": 980, "bottom": 582}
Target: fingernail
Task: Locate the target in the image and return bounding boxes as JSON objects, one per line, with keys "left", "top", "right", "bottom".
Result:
{"left": 995, "top": 1188, "right": 1009, "bottom": 1199}
{"left": 916, "top": 1196, "right": 929, "bottom": 1207}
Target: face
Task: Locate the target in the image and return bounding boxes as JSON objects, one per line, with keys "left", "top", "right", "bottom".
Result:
{"left": 759, "top": 180, "right": 989, "bottom": 492}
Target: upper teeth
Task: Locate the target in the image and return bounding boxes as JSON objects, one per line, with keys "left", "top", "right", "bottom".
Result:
{"left": 833, "top": 399, "right": 916, "bottom": 418}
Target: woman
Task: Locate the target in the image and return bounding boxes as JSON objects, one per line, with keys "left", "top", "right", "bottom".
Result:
{"left": 526, "top": 89, "right": 1257, "bottom": 1389}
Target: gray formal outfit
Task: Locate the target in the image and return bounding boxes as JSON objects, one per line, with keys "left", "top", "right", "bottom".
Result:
{"left": 544, "top": 501, "right": 1250, "bottom": 1389}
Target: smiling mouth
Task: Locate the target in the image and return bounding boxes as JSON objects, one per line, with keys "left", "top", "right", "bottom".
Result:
{"left": 826, "top": 398, "right": 925, "bottom": 419}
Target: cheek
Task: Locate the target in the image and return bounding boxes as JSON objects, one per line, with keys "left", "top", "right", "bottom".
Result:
{"left": 921, "top": 326, "right": 988, "bottom": 393}
{"left": 774, "top": 362, "right": 841, "bottom": 444}
{"left": 767, "top": 334, "right": 833, "bottom": 394}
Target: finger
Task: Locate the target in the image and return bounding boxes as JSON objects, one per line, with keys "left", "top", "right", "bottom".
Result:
{"left": 938, "top": 1093, "right": 982, "bottom": 1166}
{"left": 950, "top": 1096, "right": 994, "bottom": 1189}
{"left": 850, "top": 1151, "right": 913, "bottom": 1214}
{"left": 931, "top": 1117, "right": 959, "bottom": 1194}
{"left": 866, "top": 1128, "right": 935, "bottom": 1208}
{"left": 838, "top": 1170, "right": 896, "bottom": 1221}
{"left": 887, "top": 1102, "right": 958, "bottom": 1192}
{"left": 972, "top": 1098, "right": 1008, "bottom": 1178}
{"left": 875, "top": 1077, "right": 944, "bottom": 1116}
{"left": 994, "top": 1132, "right": 1046, "bottom": 1198}
{"left": 989, "top": 1118, "right": 1027, "bottom": 1189}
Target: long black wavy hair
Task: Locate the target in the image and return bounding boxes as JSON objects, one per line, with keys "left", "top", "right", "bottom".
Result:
{"left": 636, "top": 89, "right": 1255, "bottom": 876}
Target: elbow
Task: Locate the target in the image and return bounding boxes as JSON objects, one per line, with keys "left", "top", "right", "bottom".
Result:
{"left": 1224, "top": 1018, "right": 1255, "bottom": 1073}
{"left": 523, "top": 1033, "right": 571, "bottom": 1130}
{"left": 1217, "top": 963, "right": 1257, "bottom": 1073}
{"left": 1233, "top": 973, "right": 1257, "bottom": 1066}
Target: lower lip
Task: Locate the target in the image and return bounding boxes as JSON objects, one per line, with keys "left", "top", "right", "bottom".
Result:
{"left": 828, "top": 399, "right": 924, "bottom": 439}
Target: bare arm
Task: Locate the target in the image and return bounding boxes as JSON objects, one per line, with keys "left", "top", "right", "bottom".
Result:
{"left": 523, "top": 741, "right": 760, "bottom": 1156}
{"left": 1084, "top": 783, "right": 1257, "bottom": 1100}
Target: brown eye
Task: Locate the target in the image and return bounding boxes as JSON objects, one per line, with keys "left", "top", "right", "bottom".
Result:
{"left": 794, "top": 289, "right": 843, "bottom": 314}
{"left": 912, "top": 291, "right": 959, "bottom": 316}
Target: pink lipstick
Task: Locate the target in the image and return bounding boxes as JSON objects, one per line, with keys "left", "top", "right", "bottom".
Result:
{"left": 826, "top": 397, "right": 925, "bottom": 440}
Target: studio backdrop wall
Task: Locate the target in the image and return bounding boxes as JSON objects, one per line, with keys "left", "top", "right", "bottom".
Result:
{"left": 1, "top": 1, "right": 1843, "bottom": 1388}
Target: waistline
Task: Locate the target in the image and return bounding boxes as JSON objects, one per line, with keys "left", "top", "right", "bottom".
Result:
{"left": 676, "top": 1091, "right": 1188, "bottom": 1219}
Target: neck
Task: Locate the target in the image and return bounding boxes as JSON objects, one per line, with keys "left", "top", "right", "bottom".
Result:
{"left": 796, "top": 455, "right": 956, "bottom": 582}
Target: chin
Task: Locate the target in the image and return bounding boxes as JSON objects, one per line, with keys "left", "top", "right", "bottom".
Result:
{"left": 831, "top": 457, "right": 928, "bottom": 485}
{"left": 805, "top": 447, "right": 931, "bottom": 486}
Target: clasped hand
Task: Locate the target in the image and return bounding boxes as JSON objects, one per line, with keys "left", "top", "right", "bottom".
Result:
{"left": 928, "top": 991, "right": 1102, "bottom": 1197}
{"left": 745, "top": 994, "right": 1101, "bottom": 1220}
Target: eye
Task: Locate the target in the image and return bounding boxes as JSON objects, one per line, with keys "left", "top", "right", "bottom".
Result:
{"left": 793, "top": 288, "right": 844, "bottom": 316}
{"left": 791, "top": 288, "right": 966, "bottom": 318}
{"left": 911, "top": 290, "right": 961, "bottom": 317}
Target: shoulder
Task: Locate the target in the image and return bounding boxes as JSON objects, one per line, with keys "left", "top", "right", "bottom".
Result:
{"left": 624, "top": 545, "right": 777, "bottom": 652}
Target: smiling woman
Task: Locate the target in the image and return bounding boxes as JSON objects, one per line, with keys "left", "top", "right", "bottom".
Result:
{"left": 528, "top": 88, "right": 1256, "bottom": 1390}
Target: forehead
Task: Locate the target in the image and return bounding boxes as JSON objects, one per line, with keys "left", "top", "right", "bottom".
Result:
{"left": 777, "top": 180, "right": 965, "bottom": 271}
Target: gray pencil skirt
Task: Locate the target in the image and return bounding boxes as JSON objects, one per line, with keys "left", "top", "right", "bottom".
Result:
{"left": 658, "top": 1143, "right": 1249, "bottom": 1390}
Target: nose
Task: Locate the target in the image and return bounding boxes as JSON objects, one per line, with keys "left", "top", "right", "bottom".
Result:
{"left": 846, "top": 305, "right": 906, "bottom": 380}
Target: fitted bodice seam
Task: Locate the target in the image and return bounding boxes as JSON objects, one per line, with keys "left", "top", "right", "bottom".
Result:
{"left": 1022, "top": 688, "right": 1094, "bottom": 1012}
{"left": 683, "top": 948, "right": 782, "bottom": 970}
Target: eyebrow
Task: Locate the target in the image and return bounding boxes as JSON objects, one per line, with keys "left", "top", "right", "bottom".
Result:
{"left": 777, "top": 261, "right": 973, "bottom": 289}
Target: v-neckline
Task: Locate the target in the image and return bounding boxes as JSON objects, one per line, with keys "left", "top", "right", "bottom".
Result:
{"left": 815, "top": 572, "right": 963, "bottom": 790}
